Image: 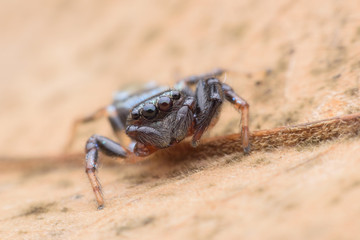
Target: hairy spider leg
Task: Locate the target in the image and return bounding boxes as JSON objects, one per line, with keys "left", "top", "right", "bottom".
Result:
{"left": 85, "top": 134, "right": 129, "bottom": 209}
{"left": 172, "top": 96, "right": 196, "bottom": 142}
{"left": 222, "top": 83, "right": 250, "bottom": 153}
{"left": 64, "top": 105, "right": 125, "bottom": 152}
{"left": 86, "top": 126, "right": 168, "bottom": 209}
{"left": 192, "top": 78, "right": 224, "bottom": 146}
{"left": 177, "top": 69, "right": 251, "bottom": 153}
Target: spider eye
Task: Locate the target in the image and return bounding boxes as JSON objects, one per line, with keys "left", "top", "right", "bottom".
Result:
{"left": 142, "top": 103, "right": 158, "bottom": 119}
{"left": 131, "top": 109, "right": 140, "bottom": 119}
{"left": 157, "top": 96, "right": 173, "bottom": 111}
{"left": 171, "top": 90, "right": 181, "bottom": 100}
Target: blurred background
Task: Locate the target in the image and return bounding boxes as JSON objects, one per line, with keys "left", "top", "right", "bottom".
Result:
{"left": 1, "top": 0, "right": 360, "bottom": 239}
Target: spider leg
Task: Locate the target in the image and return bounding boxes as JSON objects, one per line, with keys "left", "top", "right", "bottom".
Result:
{"left": 172, "top": 96, "right": 196, "bottom": 142}
{"left": 222, "top": 83, "right": 250, "bottom": 154}
{"left": 64, "top": 105, "right": 125, "bottom": 152}
{"left": 192, "top": 78, "right": 224, "bottom": 146}
{"left": 85, "top": 134, "right": 129, "bottom": 209}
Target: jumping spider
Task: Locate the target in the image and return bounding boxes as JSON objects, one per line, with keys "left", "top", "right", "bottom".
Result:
{"left": 68, "top": 69, "right": 250, "bottom": 209}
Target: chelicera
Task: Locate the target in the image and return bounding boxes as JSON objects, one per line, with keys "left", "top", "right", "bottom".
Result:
{"left": 67, "top": 69, "right": 250, "bottom": 209}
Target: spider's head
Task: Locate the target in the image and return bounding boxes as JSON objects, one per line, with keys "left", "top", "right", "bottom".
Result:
{"left": 125, "top": 90, "right": 191, "bottom": 149}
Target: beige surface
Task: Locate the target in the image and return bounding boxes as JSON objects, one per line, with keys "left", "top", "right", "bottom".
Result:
{"left": 1, "top": 0, "right": 360, "bottom": 239}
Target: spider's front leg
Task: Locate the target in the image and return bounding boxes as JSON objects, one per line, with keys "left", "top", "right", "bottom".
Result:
{"left": 222, "top": 83, "right": 250, "bottom": 153}
{"left": 188, "top": 76, "right": 251, "bottom": 154}
{"left": 85, "top": 134, "right": 129, "bottom": 209}
{"left": 192, "top": 78, "right": 224, "bottom": 146}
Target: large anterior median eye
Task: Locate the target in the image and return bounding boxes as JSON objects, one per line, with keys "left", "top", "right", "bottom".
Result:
{"left": 142, "top": 103, "right": 158, "bottom": 119}
{"left": 157, "top": 96, "right": 173, "bottom": 111}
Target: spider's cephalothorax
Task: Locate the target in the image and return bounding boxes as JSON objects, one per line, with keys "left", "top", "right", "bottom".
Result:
{"left": 69, "top": 69, "right": 250, "bottom": 209}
